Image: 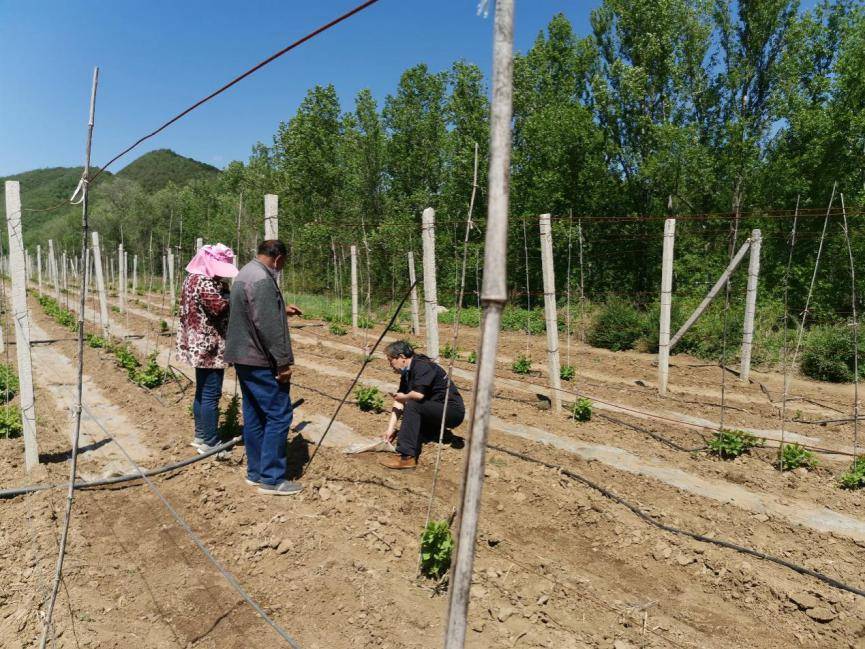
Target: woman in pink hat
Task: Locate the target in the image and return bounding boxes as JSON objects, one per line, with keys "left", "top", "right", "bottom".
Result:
{"left": 176, "top": 243, "right": 239, "bottom": 453}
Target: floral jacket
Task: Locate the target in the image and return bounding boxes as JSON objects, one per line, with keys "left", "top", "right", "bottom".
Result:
{"left": 176, "top": 274, "right": 230, "bottom": 369}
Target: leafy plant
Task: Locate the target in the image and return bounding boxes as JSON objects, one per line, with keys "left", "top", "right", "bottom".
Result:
{"left": 0, "top": 364, "right": 19, "bottom": 402}
{"left": 355, "top": 384, "right": 384, "bottom": 413}
{"left": 329, "top": 322, "right": 348, "bottom": 336}
{"left": 113, "top": 345, "right": 141, "bottom": 377}
{"left": 779, "top": 443, "right": 817, "bottom": 471}
{"left": 159, "top": 319, "right": 169, "bottom": 334}
{"left": 511, "top": 355, "right": 532, "bottom": 375}
{"left": 800, "top": 325, "right": 864, "bottom": 382}
{"left": 111, "top": 305, "right": 120, "bottom": 314}
{"left": 839, "top": 457, "right": 865, "bottom": 490}
{"left": 420, "top": 520, "right": 454, "bottom": 580}
{"left": 219, "top": 395, "right": 243, "bottom": 442}
{"left": 357, "top": 314, "right": 375, "bottom": 330}
{"left": 467, "top": 350, "right": 477, "bottom": 364}
{"left": 571, "top": 397, "right": 592, "bottom": 422}
{"left": 85, "top": 334, "right": 108, "bottom": 349}
{"left": 708, "top": 429, "right": 762, "bottom": 459}
{"left": 388, "top": 321, "right": 405, "bottom": 333}
{"left": 587, "top": 296, "right": 644, "bottom": 352}
{"left": 133, "top": 353, "right": 170, "bottom": 389}
{"left": 560, "top": 365, "right": 575, "bottom": 381}
{"left": 441, "top": 343, "right": 459, "bottom": 360}
{"left": 0, "top": 405, "right": 22, "bottom": 439}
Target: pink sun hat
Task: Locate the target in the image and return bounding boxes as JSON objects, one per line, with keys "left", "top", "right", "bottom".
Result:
{"left": 185, "top": 243, "right": 239, "bottom": 279}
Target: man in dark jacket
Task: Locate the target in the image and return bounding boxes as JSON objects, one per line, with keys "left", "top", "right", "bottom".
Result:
{"left": 379, "top": 340, "right": 465, "bottom": 469}
{"left": 225, "top": 240, "right": 303, "bottom": 495}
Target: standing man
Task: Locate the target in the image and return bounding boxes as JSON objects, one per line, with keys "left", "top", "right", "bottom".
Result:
{"left": 225, "top": 240, "right": 303, "bottom": 495}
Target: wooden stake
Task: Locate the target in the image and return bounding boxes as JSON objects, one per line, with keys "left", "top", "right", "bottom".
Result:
{"left": 132, "top": 254, "right": 138, "bottom": 296}
{"left": 91, "top": 232, "right": 110, "bottom": 339}
{"left": 196, "top": 237, "right": 203, "bottom": 251}
{"left": 4, "top": 181, "right": 39, "bottom": 471}
{"left": 264, "top": 193, "right": 278, "bottom": 240}
{"left": 445, "top": 0, "right": 514, "bottom": 645}
{"left": 669, "top": 238, "right": 752, "bottom": 350}
{"left": 408, "top": 251, "right": 421, "bottom": 335}
{"left": 538, "top": 213, "right": 562, "bottom": 412}
{"left": 421, "top": 207, "right": 439, "bottom": 360}
{"left": 658, "top": 217, "right": 676, "bottom": 396}
{"left": 350, "top": 244, "right": 359, "bottom": 331}
{"left": 739, "top": 229, "right": 762, "bottom": 383}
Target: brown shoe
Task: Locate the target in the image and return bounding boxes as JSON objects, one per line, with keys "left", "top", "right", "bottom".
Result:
{"left": 379, "top": 454, "right": 417, "bottom": 470}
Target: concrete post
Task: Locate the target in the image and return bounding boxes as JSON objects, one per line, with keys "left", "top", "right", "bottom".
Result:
{"left": 658, "top": 218, "right": 676, "bottom": 396}
{"left": 48, "top": 239, "right": 60, "bottom": 300}
{"left": 740, "top": 229, "right": 762, "bottom": 383}
{"left": 167, "top": 248, "right": 176, "bottom": 308}
{"left": 196, "top": 237, "right": 203, "bottom": 251}
{"left": 36, "top": 245, "right": 42, "bottom": 294}
{"left": 91, "top": 232, "right": 110, "bottom": 339}
{"left": 421, "top": 207, "right": 439, "bottom": 360}
{"left": 132, "top": 255, "right": 138, "bottom": 296}
{"left": 538, "top": 214, "right": 562, "bottom": 412}
{"left": 118, "top": 243, "right": 125, "bottom": 313}
{"left": 350, "top": 245, "right": 359, "bottom": 331}
{"left": 264, "top": 194, "right": 278, "bottom": 240}
{"left": 4, "top": 181, "right": 39, "bottom": 471}
{"left": 407, "top": 251, "right": 421, "bottom": 336}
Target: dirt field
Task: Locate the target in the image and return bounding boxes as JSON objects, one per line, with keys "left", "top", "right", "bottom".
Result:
{"left": 2, "top": 288, "right": 865, "bottom": 649}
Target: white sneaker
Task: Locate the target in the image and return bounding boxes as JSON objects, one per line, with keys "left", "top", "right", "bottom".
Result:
{"left": 245, "top": 478, "right": 258, "bottom": 486}
{"left": 196, "top": 443, "right": 229, "bottom": 460}
{"left": 257, "top": 481, "right": 303, "bottom": 496}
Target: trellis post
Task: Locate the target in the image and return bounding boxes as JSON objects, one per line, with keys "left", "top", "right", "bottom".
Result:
{"left": 658, "top": 217, "right": 676, "bottom": 396}
{"left": 538, "top": 213, "right": 562, "bottom": 411}
{"left": 5, "top": 181, "right": 39, "bottom": 471}
{"left": 421, "top": 207, "right": 439, "bottom": 360}
{"left": 407, "top": 251, "right": 421, "bottom": 335}
{"left": 350, "top": 244, "right": 359, "bottom": 331}
{"left": 91, "top": 232, "right": 110, "bottom": 339}
{"left": 264, "top": 194, "right": 278, "bottom": 240}
{"left": 740, "top": 229, "right": 762, "bottom": 383}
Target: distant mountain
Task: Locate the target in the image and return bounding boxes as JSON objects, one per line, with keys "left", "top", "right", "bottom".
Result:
{"left": 115, "top": 149, "right": 219, "bottom": 193}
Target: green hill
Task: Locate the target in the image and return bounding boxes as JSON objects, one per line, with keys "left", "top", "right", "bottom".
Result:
{"left": 115, "top": 149, "right": 219, "bottom": 193}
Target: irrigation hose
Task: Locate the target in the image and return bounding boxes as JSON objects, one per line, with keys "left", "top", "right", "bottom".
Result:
{"left": 487, "top": 443, "right": 865, "bottom": 599}
{"left": 0, "top": 398, "right": 304, "bottom": 500}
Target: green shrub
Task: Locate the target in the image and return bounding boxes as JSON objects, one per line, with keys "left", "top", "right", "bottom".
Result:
{"left": 355, "top": 384, "right": 384, "bottom": 413}
{"left": 329, "top": 323, "right": 348, "bottom": 336}
{"left": 439, "top": 307, "right": 482, "bottom": 328}
{"left": 571, "top": 397, "right": 592, "bottom": 422}
{"left": 779, "top": 443, "right": 817, "bottom": 471}
{"left": 587, "top": 297, "right": 644, "bottom": 352}
{"left": 839, "top": 457, "right": 865, "bottom": 490}
{"left": 800, "top": 324, "right": 863, "bottom": 383}
{"left": 560, "top": 365, "right": 575, "bottom": 381}
{"left": 441, "top": 344, "right": 459, "bottom": 360}
{"left": 85, "top": 334, "right": 108, "bottom": 349}
{"left": 420, "top": 520, "right": 454, "bottom": 580}
{"left": 0, "top": 364, "right": 19, "bottom": 402}
{"left": 0, "top": 405, "right": 22, "bottom": 439}
{"left": 708, "top": 429, "right": 762, "bottom": 459}
{"left": 113, "top": 345, "right": 141, "bottom": 377}
{"left": 159, "top": 320, "right": 169, "bottom": 334}
{"left": 467, "top": 350, "right": 477, "bottom": 364}
{"left": 388, "top": 321, "right": 405, "bottom": 333}
{"left": 501, "top": 307, "right": 546, "bottom": 335}
{"left": 511, "top": 355, "right": 532, "bottom": 374}
{"left": 357, "top": 314, "right": 375, "bottom": 330}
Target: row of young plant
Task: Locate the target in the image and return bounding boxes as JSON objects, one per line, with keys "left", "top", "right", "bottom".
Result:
{"left": 35, "top": 293, "right": 171, "bottom": 389}
{"left": 0, "top": 363, "right": 22, "bottom": 439}
{"left": 705, "top": 428, "right": 865, "bottom": 490}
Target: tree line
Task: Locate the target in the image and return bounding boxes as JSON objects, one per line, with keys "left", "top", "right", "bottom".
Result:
{"left": 38, "top": 1, "right": 865, "bottom": 325}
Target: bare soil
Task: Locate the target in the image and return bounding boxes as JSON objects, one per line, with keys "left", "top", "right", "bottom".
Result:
{"left": 2, "top": 289, "right": 864, "bottom": 648}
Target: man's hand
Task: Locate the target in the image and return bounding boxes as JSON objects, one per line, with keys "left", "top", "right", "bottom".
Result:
{"left": 276, "top": 364, "right": 293, "bottom": 384}
{"left": 393, "top": 392, "right": 409, "bottom": 404}
{"left": 285, "top": 304, "right": 303, "bottom": 317}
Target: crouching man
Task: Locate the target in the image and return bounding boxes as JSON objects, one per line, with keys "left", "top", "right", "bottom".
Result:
{"left": 379, "top": 341, "right": 465, "bottom": 470}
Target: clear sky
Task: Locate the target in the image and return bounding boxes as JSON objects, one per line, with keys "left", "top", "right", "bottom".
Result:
{"left": 0, "top": 1, "right": 595, "bottom": 177}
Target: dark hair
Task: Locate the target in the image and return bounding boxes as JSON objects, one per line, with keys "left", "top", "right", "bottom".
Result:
{"left": 384, "top": 340, "right": 414, "bottom": 359}
{"left": 257, "top": 239, "right": 287, "bottom": 258}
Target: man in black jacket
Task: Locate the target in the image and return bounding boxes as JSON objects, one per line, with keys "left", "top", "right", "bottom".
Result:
{"left": 225, "top": 240, "right": 303, "bottom": 495}
{"left": 379, "top": 341, "right": 465, "bottom": 469}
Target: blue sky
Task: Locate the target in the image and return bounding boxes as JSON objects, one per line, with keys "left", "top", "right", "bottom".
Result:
{"left": 0, "top": 1, "right": 594, "bottom": 176}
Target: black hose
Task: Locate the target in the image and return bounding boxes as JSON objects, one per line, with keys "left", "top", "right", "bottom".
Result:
{"left": 0, "top": 398, "right": 305, "bottom": 500}
{"left": 487, "top": 443, "right": 865, "bottom": 599}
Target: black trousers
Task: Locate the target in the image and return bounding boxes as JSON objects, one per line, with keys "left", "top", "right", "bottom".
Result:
{"left": 396, "top": 398, "right": 465, "bottom": 458}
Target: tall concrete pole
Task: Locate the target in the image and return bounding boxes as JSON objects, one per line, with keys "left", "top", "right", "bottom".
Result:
{"left": 658, "top": 217, "right": 676, "bottom": 396}
{"left": 421, "top": 207, "right": 439, "bottom": 360}
{"left": 538, "top": 213, "right": 562, "bottom": 411}
{"left": 740, "top": 229, "right": 762, "bottom": 383}
{"left": 407, "top": 251, "right": 421, "bottom": 336}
